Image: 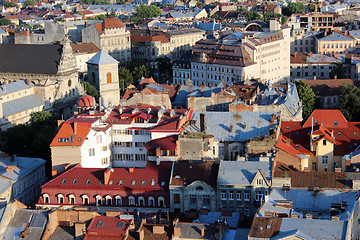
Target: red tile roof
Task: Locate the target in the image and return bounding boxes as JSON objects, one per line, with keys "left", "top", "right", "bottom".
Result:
{"left": 50, "top": 121, "right": 91, "bottom": 147}
{"left": 139, "top": 77, "right": 156, "bottom": 85}
{"left": 144, "top": 135, "right": 178, "bottom": 150}
{"left": 122, "top": 89, "right": 139, "bottom": 100}
{"left": 131, "top": 35, "right": 170, "bottom": 44}
{"left": 85, "top": 216, "right": 131, "bottom": 239}
{"left": 72, "top": 42, "right": 100, "bottom": 54}
{"left": 95, "top": 18, "right": 125, "bottom": 35}
{"left": 303, "top": 109, "right": 349, "bottom": 128}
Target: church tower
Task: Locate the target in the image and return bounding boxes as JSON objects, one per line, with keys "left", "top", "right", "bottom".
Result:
{"left": 87, "top": 50, "right": 120, "bottom": 108}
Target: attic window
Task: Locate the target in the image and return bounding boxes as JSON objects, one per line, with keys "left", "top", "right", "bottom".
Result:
{"left": 86, "top": 179, "right": 91, "bottom": 184}
{"left": 61, "top": 179, "right": 67, "bottom": 184}
{"left": 100, "top": 180, "right": 104, "bottom": 185}
{"left": 354, "top": 132, "right": 358, "bottom": 137}
{"left": 96, "top": 221, "right": 104, "bottom": 227}
{"left": 286, "top": 126, "right": 290, "bottom": 130}
{"left": 141, "top": 181, "right": 145, "bottom": 186}
{"left": 338, "top": 132, "right": 342, "bottom": 136}
{"left": 78, "top": 137, "right": 82, "bottom": 142}
{"left": 293, "top": 123, "right": 296, "bottom": 126}
{"left": 109, "top": 180, "right": 113, "bottom": 185}
{"left": 315, "top": 121, "right": 318, "bottom": 126}
{"left": 334, "top": 121, "right": 338, "bottom": 127}
{"left": 295, "top": 144, "right": 299, "bottom": 148}
{"left": 117, "top": 222, "right": 125, "bottom": 228}
{"left": 131, "top": 181, "right": 136, "bottom": 186}
{"left": 151, "top": 179, "right": 156, "bottom": 186}
{"left": 118, "top": 180, "right": 123, "bottom": 185}
{"left": 73, "top": 179, "right": 78, "bottom": 184}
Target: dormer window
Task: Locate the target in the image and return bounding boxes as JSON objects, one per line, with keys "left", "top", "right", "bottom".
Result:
{"left": 315, "top": 121, "right": 318, "bottom": 126}
{"left": 151, "top": 179, "right": 155, "bottom": 186}
{"left": 141, "top": 181, "right": 145, "bottom": 186}
{"left": 109, "top": 180, "right": 113, "bottom": 185}
{"left": 354, "top": 132, "right": 358, "bottom": 137}
{"left": 295, "top": 144, "right": 299, "bottom": 148}
{"left": 86, "top": 179, "right": 91, "bottom": 184}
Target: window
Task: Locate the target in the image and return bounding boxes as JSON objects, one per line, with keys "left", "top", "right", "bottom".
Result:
{"left": 61, "top": 179, "right": 67, "bottom": 184}
{"left": 221, "top": 191, "right": 227, "bottom": 200}
{"left": 158, "top": 197, "right": 165, "bottom": 207}
{"left": 151, "top": 179, "right": 155, "bottom": 186}
{"left": 229, "top": 192, "right": 234, "bottom": 200}
{"left": 190, "top": 195, "right": 197, "bottom": 204}
{"left": 244, "top": 207, "right": 250, "bottom": 216}
{"left": 96, "top": 221, "right": 104, "bottom": 227}
{"left": 105, "top": 195, "right": 112, "bottom": 205}
{"left": 244, "top": 192, "right": 250, "bottom": 201}
{"left": 86, "top": 179, "right": 91, "bottom": 184}
{"left": 219, "top": 146, "right": 224, "bottom": 156}
{"left": 73, "top": 179, "right": 77, "bottom": 184}
{"left": 89, "top": 148, "right": 95, "bottom": 156}
{"left": 338, "top": 132, "right": 342, "bottom": 136}
{"left": 174, "top": 194, "right": 180, "bottom": 203}
{"left": 107, "top": 72, "right": 112, "bottom": 83}
{"left": 148, "top": 197, "right": 155, "bottom": 206}
{"left": 257, "top": 179, "right": 263, "bottom": 185}
{"left": 141, "top": 181, "right": 145, "bottom": 186}
{"left": 101, "top": 158, "right": 108, "bottom": 165}
{"left": 128, "top": 196, "right": 135, "bottom": 206}
{"left": 138, "top": 196, "right": 145, "bottom": 206}
{"left": 115, "top": 196, "right": 122, "bottom": 205}
{"left": 236, "top": 192, "right": 242, "bottom": 201}
{"left": 58, "top": 194, "right": 64, "bottom": 204}
{"left": 334, "top": 121, "right": 338, "bottom": 127}
{"left": 118, "top": 180, "right": 123, "bottom": 185}
{"left": 43, "top": 194, "right": 49, "bottom": 204}
{"left": 69, "top": 194, "right": 75, "bottom": 204}
{"left": 82, "top": 195, "right": 89, "bottom": 205}
{"left": 131, "top": 181, "right": 136, "bottom": 186}
{"left": 322, "top": 156, "right": 328, "bottom": 165}
{"left": 96, "top": 135, "right": 102, "bottom": 144}
{"left": 96, "top": 195, "right": 102, "bottom": 205}
{"left": 255, "top": 192, "right": 265, "bottom": 202}
{"left": 203, "top": 195, "right": 210, "bottom": 204}
{"left": 323, "top": 140, "right": 327, "bottom": 146}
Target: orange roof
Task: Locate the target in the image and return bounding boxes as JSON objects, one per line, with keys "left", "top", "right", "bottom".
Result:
{"left": 50, "top": 122, "right": 91, "bottom": 147}
{"left": 303, "top": 109, "right": 348, "bottom": 128}
{"left": 95, "top": 18, "right": 125, "bottom": 35}
{"left": 139, "top": 77, "right": 156, "bottom": 85}
{"left": 131, "top": 35, "right": 170, "bottom": 44}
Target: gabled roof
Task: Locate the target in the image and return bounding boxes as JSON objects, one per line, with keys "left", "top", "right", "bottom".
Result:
{"left": 94, "top": 18, "right": 125, "bottom": 35}
{"left": 144, "top": 135, "right": 178, "bottom": 150}
{"left": 50, "top": 121, "right": 92, "bottom": 147}
{"left": 86, "top": 216, "right": 130, "bottom": 238}
{"left": 87, "top": 50, "right": 118, "bottom": 65}
{"left": 318, "top": 31, "right": 355, "bottom": 41}
{"left": 303, "top": 109, "right": 348, "bottom": 128}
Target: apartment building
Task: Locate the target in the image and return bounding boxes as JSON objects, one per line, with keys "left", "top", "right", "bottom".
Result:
{"left": 82, "top": 18, "right": 131, "bottom": 62}
{"left": 316, "top": 31, "right": 356, "bottom": 54}
{"left": 50, "top": 103, "right": 192, "bottom": 173}
{"left": 288, "top": 13, "right": 333, "bottom": 32}
{"left": 290, "top": 29, "right": 317, "bottom": 54}
{"left": 217, "top": 158, "right": 272, "bottom": 219}
{"left": 189, "top": 19, "right": 290, "bottom": 86}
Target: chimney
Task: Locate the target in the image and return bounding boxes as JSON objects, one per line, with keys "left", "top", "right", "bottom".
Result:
{"left": 2, "top": 84, "right": 5, "bottom": 93}
{"left": 310, "top": 52, "right": 313, "bottom": 57}
{"left": 294, "top": 52, "right": 297, "bottom": 57}
{"left": 200, "top": 113, "right": 206, "bottom": 133}
{"left": 173, "top": 227, "right": 181, "bottom": 237}
{"left": 313, "top": 76, "right": 316, "bottom": 80}
{"left": 244, "top": 122, "right": 246, "bottom": 129}
{"left": 270, "top": 114, "right": 276, "bottom": 125}
{"left": 129, "top": 167, "right": 134, "bottom": 173}
{"left": 26, "top": 79, "right": 30, "bottom": 85}
{"left": 334, "top": 75, "right": 337, "bottom": 80}
{"left": 229, "top": 124, "right": 233, "bottom": 132}
{"left": 325, "top": 31, "right": 327, "bottom": 36}
{"left": 104, "top": 168, "right": 111, "bottom": 185}
{"left": 201, "top": 226, "right": 205, "bottom": 237}
{"left": 73, "top": 122, "right": 77, "bottom": 135}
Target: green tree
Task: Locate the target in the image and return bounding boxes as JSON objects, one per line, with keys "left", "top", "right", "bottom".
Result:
{"left": 296, "top": 80, "right": 318, "bottom": 120}
{"left": 339, "top": 84, "right": 360, "bottom": 121}
{"left": 81, "top": 81, "right": 99, "bottom": 99}
{"left": 23, "top": 0, "right": 35, "bottom": 7}
{"left": 247, "top": 12, "right": 263, "bottom": 22}
{"left": 133, "top": 65, "right": 152, "bottom": 84}
{"left": 31, "top": 111, "right": 53, "bottom": 124}
{"left": 0, "top": 19, "right": 12, "bottom": 26}
{"left": 116, "top": 0, "right": 126, "bottom": 4}
{"left": 211, "top": 1, "right": 221, "bottom": 5}
{"left": 330, "top": 62, "right": 346, "bottom": 79}
{"left": 131, "top": 5, "right": 161, "bottom": 23}
{"left": 118, "top": 67, "right": 134, "bottom": 90}
{"left": 282, "top": 2, "right": 305, "bottom": 16}
{"left": 157, "top": 56, "right": 172, "bottom": 81}
{"left": 4, "top": 2, "right": 18, "bottom": 8}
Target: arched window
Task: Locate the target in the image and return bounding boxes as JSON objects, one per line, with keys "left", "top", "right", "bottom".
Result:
{"left": 95, "top": 195, "right": 102, "bottom": 206}
{"left": 115, "top": 196, "right": 122, "bottom": 205}
{"left": 82, "top": 195, "right": 89, "bottom": 205}
{"left": 43, "top": 193, "right": 50, "bottom": 204}
{"left": 148, "top": 196, "right": 155, "bottom": 207}
{"left": 158, "top": 197, "right": 165, "bottom": 207}
{"left": 138, "top": 196, "right": 145, "bottom": 206}
{"left": 57, "top": 194, "right": 64, "bottom": 204}
{"left": 196, "top": 186, "right": 204, "bottom": 191}
{"left": 128, "top": 196, "right": 135, "bottom": 206}
{"left": 68, "top": 194, "right": 76, "bottom": 204}
{"left": 105, "top": 195, "right": 112, "bottom": 205}
{"left": 107, "top": 72, "right": 112, "bottom": 83}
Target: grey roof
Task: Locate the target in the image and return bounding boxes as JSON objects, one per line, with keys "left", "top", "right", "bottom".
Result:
{"left": 0, "top": 80, "right": 34, "bottom": 96}
{"left": 185, "top": 111, "right": 279, "bottom": 142}
{"left": 172, "top": 85, "right": 223, "bottom": 106}
{"left": 176, "top": 223, "right": 216, "bottom": 239}
{"left": 318, "top": 32, "right": 354, "bottom": 41}
{"left": 2, "top": 94, "right": 45, "bottom": 117}
{"left": 259, "top": 188, "right": 359, "bottom": 221}
{"left": 0, "top": 28, "right": 6, "bottom": 35}
{"left": 276, "top": 218, "right": 346, "bottom": 240}
{"left": 87, "top": 50, "right": 118, "bottom": 65}
{"left": 166, "top": 28, "right": 205, "bottom": 36}
{"left": 193, "top": 20, "right": 222, "bottom": 31}
{"left": 197, "top": 212, "right": 240, "bottom": 229}
{"left": 349, "top": 30, "right": 360, "bottom": 38}
{"left": 306, "top": 54, "right": 341, "bottom": 63}
{"left": 218, "top": 160, "right": 271, "bottom": 185}
{"left": 283, "top": 82, "right": 302, "bottom": 117}
{"left": 0, "top": 44, "right": 62, "bottom": 74}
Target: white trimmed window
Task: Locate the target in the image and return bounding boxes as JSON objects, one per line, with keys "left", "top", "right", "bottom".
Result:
{"left": 57, "top": 194, "right": 64, "bottom": 204}
{"left": 138, "top": 196, "right": 145, "bottom": 206}
{"left": 95, "top": 195, "right": 102, "bottom": 205}
{"left": 128, "top": 196, "right": 135, "bottom": 206}
{"left": 255, "top": 191, "right": 265, "bottom": 202}
{"left": 322, "top": 156, "right": 328, "bottom": 165}
{"left": 43, "top": 194, "right": 50, "bottom": 204}
{"left": 244, "top": 192, "right": 250, "bottom": 201}
{"left": 158, "top": 197, "right": 165, "bottom": 207}
{"left": 82, "top": 195, "right": 89, "bottom": 205}
{"left": 236, "top": 192, "right": 242, "bottom": 201}
{"left": 115, "top": 196, "right": 122, "bottom": 205}
{"left": 221, "top": 191, "right": 227, "bottom": 200}
{"left": 105, "top": 195, "right": 112, "bottom": 205}
{"left": 148, "top": 197, "right": 155, "bottom": 207}
{"left": 68, "top": 194, "right": 76, "bottom": 204}
{"left": 229, "top": 192, "right": 234, "bottom": 200}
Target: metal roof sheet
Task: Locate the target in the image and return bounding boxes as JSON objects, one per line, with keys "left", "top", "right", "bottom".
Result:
{"left": 87, "top": 50, "right": 118, "bottom": 65}
{"left": 2, "top": 94, "right": 44, "bottom": 117}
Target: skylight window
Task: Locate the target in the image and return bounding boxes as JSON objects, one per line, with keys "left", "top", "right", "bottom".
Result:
{"left": 117, "top": 222, "right": 125, "bottom": 228}
{"left": 96, "top": 221, "right": 104, "bottom": 227}
{"left": 161, "top": 182, "right": 165, "bottom": 186}
{"left": 86, "top": 179, "right": 91, "bottom": 184}
{"left": 151, "top": 179, "right": 155, "bottom": 186}
{"left": 73, "top": 179, "right": 78, "bottom": 184}
{"left": 61, "top": 179, "right": 67, "bottom": 184}
{"left": 100, "top": 180, "right": 104, "bottom": 185}
{"left": 118, "top": 180, "right": 123, "bottom": 185}
{"left": 141, "top": 181, "right": 145, "bottom": 186}
{"left": 109, "top": 180, "right": 113, "bottom": 185}
{"left": 131, "top": 181, "right": 136, "bottom": 186}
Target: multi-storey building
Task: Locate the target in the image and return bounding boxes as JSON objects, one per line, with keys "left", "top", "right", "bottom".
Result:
{"left": 82, "top": 18, "right": 131, "bottom": 62}
{"left": 288, "top": 13, "right": 333, "bottom": 33}
{"left": 315, "top": 31, "right": 356, "bottom": 54}
{"left": 50, "top": 103, "right": 192, "bottom": 174}
{"left": 217, "top": 158, "right": 272, "bottom": 219}
{"left": 188, "top": 19, "right": 290, "bottom": 86}
{"left": 37, "top": 162, "right": 172, "bottom": 211}
{"left": 71, "top": 42, "right": 100, "bottom": 73}
{"left": 290, "top": 29, "right": 317, "bottom": 54}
